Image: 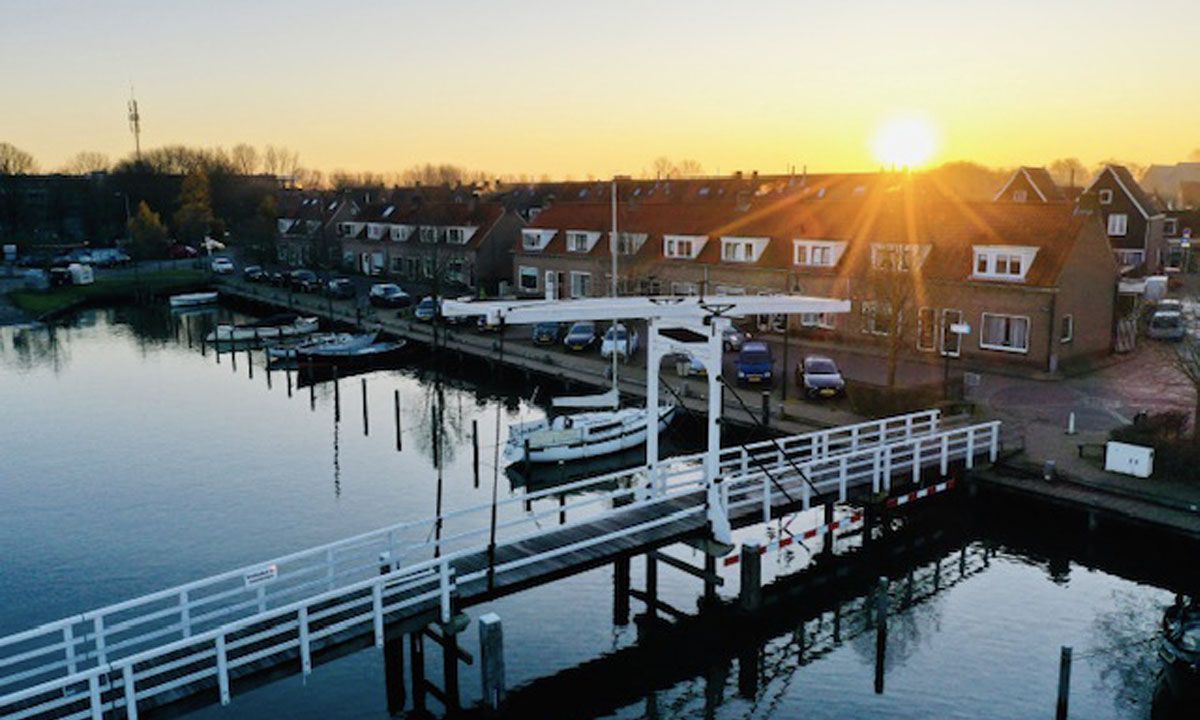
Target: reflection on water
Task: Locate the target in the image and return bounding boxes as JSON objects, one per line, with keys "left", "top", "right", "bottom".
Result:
{"left": 1090, "top": 590, "right": 1169, "bottom": 717}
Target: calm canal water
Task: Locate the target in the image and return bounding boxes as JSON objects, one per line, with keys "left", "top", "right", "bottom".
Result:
{"left": 0, "top": 305, "right": 1194, "bottom": 719}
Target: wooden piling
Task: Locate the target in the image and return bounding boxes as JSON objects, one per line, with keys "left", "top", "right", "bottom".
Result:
{"left": 246, "top": 347, "right": 253, "bottom": 379}
{"left": 760, "top": 391, "right": 770, "bottom": 427}
{"left": 822, "top": 499, "right": 835, "bottom": 558}
{"left": 394, "top": 389, "right": 402, "bottom": 452}
{"left": 739, "top": 543, "right": 762, "bottom": 613}
{"left": 333, "top": 365, "right": 340, "bottom": 423}
{"left": 409, "top": 633, "right": 426, "bottom": 713}
{"left": 361, "top": 378, "right": 369, "bottom": 436}
{"left": 286, "top": 368, "right": 292, "bottom": 398}
{"left": 613, "top": 557, "right": 631, "bottom": 626}
{"left": 384, "top": 637, "right": 406, "bottom": 714}
{"left": 441, "top": 622, "right": 460, "bottom": 710}
{"left": 472, "top": 420, "right": 480, "bottom": 488}
{"left": 308, "top": 359, "right": 315, "bottom": 410}
{"left": 1056, "top": 646, "right": 1072, "bottom": 720}
{"left": 646, "top": 552, "right": 659, "bottom": 620}
{"left": 874, "top": 576, "right": 888, "bottom": 695}
{"left": 478, "top": 613, "right": 506, "bottom": 710}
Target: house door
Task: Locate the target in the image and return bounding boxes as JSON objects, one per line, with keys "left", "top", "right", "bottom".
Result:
{"left": 940, "top": 309, "right": 963, "bottom": 357}
{"left": 917, "top": 307, "right": 936, "bottom": 352}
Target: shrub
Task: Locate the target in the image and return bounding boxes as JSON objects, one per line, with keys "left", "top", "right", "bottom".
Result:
{"left": 1110, "top": 411, "right": 1200, "bottom": 481}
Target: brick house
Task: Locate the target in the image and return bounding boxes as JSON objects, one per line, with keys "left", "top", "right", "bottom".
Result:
{"left": 514, "top": 189, "right": 1118, "bottom": 371}
{"left": 1164, "top": 208, "right": 1200, "bottom": 270}
{"left": 1080, "top": 165, "right": 1166, "bottom": 272}
{"left": 275, "top": 192, "right": 358, "bottom": 267}
{"left": 992, "top": 167, "right": 1069, "bottom": 204}
{"left": 338, "top": 194, "right": 523, "bottom": 293}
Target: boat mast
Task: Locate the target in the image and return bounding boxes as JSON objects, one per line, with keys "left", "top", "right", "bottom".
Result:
{"left": 610, "top": 178, "right": 619, "bottom": 401}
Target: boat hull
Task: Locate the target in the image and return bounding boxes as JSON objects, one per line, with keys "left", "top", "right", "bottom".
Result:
{"left": 205, "top": 317, "right": 319, "bottom": 343}
{"left": 169, "top": 291, "right": 218, "bottom": 308}
{"left": 508, "top": 405, "right": 676, "bottom": 464}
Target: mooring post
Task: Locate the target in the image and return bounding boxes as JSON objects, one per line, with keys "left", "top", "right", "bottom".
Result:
{"left": 478, "top": 613, "right": 506, "bottom": 711}
{"left": 760, "top": 391, "right": 770, "bottom": 427}
{"left": 614, "top": 556, "right": 631, "bottom": 626}
{"left": 431, "top": 402, "right": 440, "bottom": 469}
{"left": 739, "top": 543, "right": 762, "bottom": 613}
{"left": 822, "top": 499, "right": 835, "bottom": 558}
{"left": 1056, "top": 646, "right": 1072, "bottom": 720}
{"left": 875, "top": 576, "right": 889, "bottom": 695}
{"left": 703, "top": 553, "right": 718, "bottom": 606}
{"left": 523, "top": 438, "right": 531, "bottom": 477}
{"left": 230, "top": 344, "right": 237, "bottom": 372}
{"left": 246, "top": 347, "right": 253, "bottom": 379}
{"left": 394, "top": 389, "right": 402, "bottom": 452}
{"left": 409, "top": 633, "right": 426, "bottom": 713}
{"left": 384, "top": 637, "right": 406, "bottom": 714}
{"left": 333, "top": 365, "right": 340, "bottom": 423}
{"left": 737, "top": 643, "right": 760, "bottom": 699}
{"left": 441, "top": 622, "right": 460, "bottom": 711}
{"left": 472, "top": 419, "right": 480, "bottom": 488}
{"left": 265, "top": 353, "right": 272, "bottom": 389}
{"left": 646, "top": 552, "right": 659, "bottom": 620}
{"left": 308, "top": 359, "right": 315, "bottom": 410}
{"left": 361, "top": 378, "right": 369, "bottom": 436}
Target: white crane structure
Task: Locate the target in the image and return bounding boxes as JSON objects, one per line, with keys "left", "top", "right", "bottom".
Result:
{"left": 441, "top": 293, "right": 852, "bottom": 542}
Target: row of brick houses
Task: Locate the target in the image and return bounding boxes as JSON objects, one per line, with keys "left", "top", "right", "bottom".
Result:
{"left": 512, "top": 175, "right": 1118, "bottom": 371}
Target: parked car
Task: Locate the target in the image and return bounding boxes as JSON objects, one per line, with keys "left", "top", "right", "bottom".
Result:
{"left": 414, "top": 296, "right": 439, "bottom": 322}
{"left": 48, "top": 267, "right": 73, "bottom": 287}
{"left": 735, "top": 341, "right": 775, "bottom": 385}
{"left": 563, "top": 321, "right": 598, "bottom": 351}
{"left": 1157, "top": 298, "right": 1184, "bottom": 315}
{"left": 168, "top": 244, "right": 198, "bottom": 259}
{"left": 267, "top": 270, "right": 288, "bottom": 287}
{"left": 600, "top": 323, "right": 640, "bottom": 359}
{"left": 477, "top": 314, "right": 502, "bottom": 332}
{"left": 796, "top": 355, "right": 846, "bottom": 399}
{"left": 723, "top": 326, "right": 750, "bottom": 351}
{"left": 288, "top": 269, "right": 322, "bottom": 292}
{"left": 90, "top": 248, "right": 131, "bottom": 267}
{"left": 242, "top": 265, "right": 265, "bottom": 282}
{"left": 326, "top": 278, "right": 357, "bottom": 300}
{"left": 1148, "top": 310, "right": 1186, "bottom": 341}
{"left": 532, "top": 321, "right": 565, "bottom": 345}
{"left": 211, "top": 257, "right": 235, "bottom": 274}
{"left": 369, "top": 283, "right": 410, "bottom": 307}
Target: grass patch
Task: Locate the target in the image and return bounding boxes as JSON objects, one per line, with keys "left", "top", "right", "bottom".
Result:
{"left": 7, "top": 270, "right": 211, "bottom": 318}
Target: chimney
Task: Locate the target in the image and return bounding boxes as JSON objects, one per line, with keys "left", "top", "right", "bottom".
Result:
{"left": 469, "top": 190, "right": 480, "bottom": 214}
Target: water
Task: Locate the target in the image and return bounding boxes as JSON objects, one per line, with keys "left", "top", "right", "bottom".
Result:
{"left": 0, "top": 305, "right": 1194, "bottom": 719}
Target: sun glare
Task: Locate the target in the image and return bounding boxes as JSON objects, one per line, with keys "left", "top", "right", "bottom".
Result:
{"left": 872, "top": 116, "right": 937, "bottom": 169}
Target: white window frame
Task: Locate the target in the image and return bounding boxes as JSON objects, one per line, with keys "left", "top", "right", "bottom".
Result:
{"left": 1164, "top": 218, "right": 1178, "bottom": 236}
{"left": 419, "top": 226, "right": 438, "bottom": 244}
{"left": 800, "top": 312, "right": 835, "bottom": 329}
{"left": 979, "top": 312, "right": 1030, "bottom": 354}
{"left": 1114, "top": 249, "right": 1145, "bottom": 267}
{"left": 518, "top": 266, "right": 539, "bottom": 292}
{"left": 916, "top": 307, "right": 937, "bottom": 352}
{"left": 972, "top": 246, "right": 1037, "bottom": 281}
{"left": 793, "top": 240, "right": 842, "bottom": 268}
{"left": 870, "top": 244, "right": 922, "bottom": 271}
{"left": 446, "top": 228, "right": 467, "bottom": 245}
{"left": 1107, "top": 213, "right": 1128, "bottom": 237}
{"left": 1012, "top": 190, "right": 1028, "bottom": 203}
{"left": 1060, "top": 314, "right": 1074, "bottom": 343}
{"left": 1098, "top": 189, "right": 1113, "bottom": 205}
{"left": 566, "top": 231, "right": 594, "bottom": 253}
{"left": 611, "top": 231, "right": 647, "bottom": 256}
{"left": 663, "top": 235, "right": 705, "bottom": 259}
{"left": 720, "top": 237, "right": 767, "bottom": 263}
{"left": 569, "top": 271, "right": 592, "bottom": 298}
{"left": 860, "top": 301, "right": 892, "bottom": 336}
{"left": 670, "top": 281, "right": 699, "bottom": 296}
{"left": 521, "top": 229, "right": 554, "bottom": 252}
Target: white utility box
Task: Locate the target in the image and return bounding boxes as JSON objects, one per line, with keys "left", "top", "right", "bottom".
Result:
{"left": 1104, "top": 441, "right": 1154, "bottom": 478}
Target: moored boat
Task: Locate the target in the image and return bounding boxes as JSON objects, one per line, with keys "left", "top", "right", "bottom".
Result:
{"left": 205, "top": 314, "right": 319, "bottom": 343}
{"left": 265, "top": 332, "right": 356, "bottom": 360}
{"left": 296, "top": 334, "right": 407, "bottom": 364}
{"left": 169, "top": 291, "right": 218, "bottom": 308}
{"left": 1160, "top": 596, "right": 1200, "bottom": 701}
{"left": 505, "top": 403, "right": 676, "bottom": 464}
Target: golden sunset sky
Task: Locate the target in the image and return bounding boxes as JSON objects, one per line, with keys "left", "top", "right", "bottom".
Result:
{"left": 4, "top": 0, "right": 1197, "bottom": 177}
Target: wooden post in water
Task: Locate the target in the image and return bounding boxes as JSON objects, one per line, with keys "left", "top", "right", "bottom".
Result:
{"left": 472, "top": 420, "right": 480, "bottom": 488}
{"left": 361, "top": 378, "right": 369, "bottom": 436}
{"left": 383, "top": 637, "right": 406, "bottom": 714}
{"left": 874, "top": 576, "right": 889, "bottom": 695}
{"left": 394, "top": 390, "right": 402, "bottom": 452}
{"left": 703, "top": 554, "right": 718, "bottom": 606}
{"left": 760, "top": 391, "right": 770, "bottom": 427}
{"left": 478, "top": 613, "right": 506, "bottom": 710}
{"left": 822, "top": 499, "right": 835, "bottom": 558}
{"left": 739, "top": 543, "right": 762, "bottom": 613}
{"left": 265, "top": 354, "right": 272, "bottom": 389}
{"left": 613, "top": 556, "right": 631, "bottom": 626}
{"left": 646, "top": 552, "right": 659, "bottom": 620}
{"left": 230, "top": 344, "right": 237, "bottom": 373}
{"left": 431, "top": 402, "right": 440, "bottom": 469}
{"left": 1056, "top": 646, "right": 1072, "bottom": 720}
{"left": 308, "top": 358, "right": 316, "bottom": 410}
{"left": 246, "top": 347, "right": 253, "bottom": 379}
{"left": 286, "top": 368, "right": 292, "bottom": 398}
{"left": 333, "top": 365, "right": 340, "bottom": 423}
{"left": 409, "top": 633, "right": 426, "bottom": 713}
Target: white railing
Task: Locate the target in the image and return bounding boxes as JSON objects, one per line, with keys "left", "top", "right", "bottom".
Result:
{"left": 0, "top": 411, "right": 970, "bottom": 719}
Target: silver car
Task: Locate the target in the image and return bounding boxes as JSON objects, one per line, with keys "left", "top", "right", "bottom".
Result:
{"left": 1148, "top": 310, "right": 1186, "bottom": 341}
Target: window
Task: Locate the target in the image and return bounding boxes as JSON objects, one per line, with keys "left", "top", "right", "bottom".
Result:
{"left": 916, "top": 307, "right": 936, "bottom": 351}
{"left": 1098, "top": 189, "right": 1113, "bottom": 205}
{"left": 722, "top": 241, "right": 754, "bottom": 262}
{"left": 447, "top": 228, "right": 467, "bottom": 245}
{"left": 368, "top": 224, "right": 385, "bottom": 240}
{"left": 612, "top": 232, "right": 646, "bottom": 256}
{"left": 567, "top": 232, "right": 592, "bottom": 253}
{"left": 972, "top": 247, "right": 1036, "bottom": 280}
{"left": 664, "top": 235, "right": 704, "bottom": 259}
{"left": 339, "top": 223, "right": 355, "bottom": 237}
{"left": 860, "top": 301, "right": 892, "bottom": 335}
{"left": 793, "top": 240, "right": 840, "bottom": 268}
{"left": 1060, "top": 314, "right": 1074, "bottom": 343}
{"left": 1114, "top": 249, "right": 1145, "bottom": 267}
{"left": 1165, "top": 218, "right": 1179, "bottom": 236}
{"left": 518, "top": 266, "right": 539, "bottom": 291}
{"left": 391, "top": 226, "right": 411, "bottom": 242}
{"left": 420, "top": 227, "right": 437, "bottom": 243}
{"left": 1012, "top": 190, "right": 1028, "bottom": 202}
{"left": 390, "top": 257, "right": 404, "bottom": 272}
{"left": 1107, "top": 213, "right": 1128, "bottom": 236}
{"left": 980, "top": 313, "right": 1030, "bottom": 353}
{"left": 800, "top": 313, "right": 835, "bottom": 329}
{"left": 666, "top": 238, "right": 692, "bottom": 258}
{"left": 670, "top": 282, "right": 699, "bottom": 296}
{"left": 569, "top": 271, "right": 592, "bottom": 298}
{"left": 871, "top": 244, "right": 921, "bottom": 271}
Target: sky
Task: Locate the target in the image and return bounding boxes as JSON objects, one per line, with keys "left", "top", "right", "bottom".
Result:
{"left": 2, "top": 0, "right": 1198, "bottom": 178}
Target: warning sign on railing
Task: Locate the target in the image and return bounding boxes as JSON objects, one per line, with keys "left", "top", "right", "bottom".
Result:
{"left": 244, "top": 564, "right": 278, "bottom": 589}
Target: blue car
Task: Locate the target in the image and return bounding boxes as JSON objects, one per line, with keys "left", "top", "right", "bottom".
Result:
{"left": 735, "top": 341, "right": 775, "bottom": 385}
{"left": 414, "top": 296, "right": 438, "bottom": 322}
{"left": 563, "top": 321, "right": 597, "bottom": 351}
{"left": 532, "top": 321, "right": 565, "bottom": 345}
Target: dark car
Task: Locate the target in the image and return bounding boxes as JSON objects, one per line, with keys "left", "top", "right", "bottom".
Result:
{"left": 288, "top": 269, "right": 322, "bottom": 292}
{"left": 48, "top": 267, "right": 73, "bottom": 287}
{"left": 325, "top": 278, "right": 357, "bottom": 300}
{"left": 243, "top": 265, "right": 265, "bottom": 282}
{"left": 532, "top": 321, "right": 565, "bottom": 345}
{"left": 369, "top": 283, "right": 410, "bottom": 308}
{"left": 563, "top": 321, "right": 598, "bottom": 351}
{"left": 735, "top": 341, "right": 775, "bottom": 385}
{"left": 267, "top": 271, "right": 288, "bottom": 287}
{"left": 168, "top": 243, "right": 198, "bottom": 259}
{"left": 796, "top": 355, "right": 846, "bottom": 399}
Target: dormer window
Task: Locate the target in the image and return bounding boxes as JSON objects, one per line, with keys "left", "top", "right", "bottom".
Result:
{"left": 664, "top": 235, "right": 705, "bottom": 259}
{"left": 419, "top": 227, "right": 437, "bottom": 243}
{"left": 1098, "top": 189, "right": 1113, "bottom": 205}
{"left": 567, "top": 231, "right": 592, "bottom": 253}
{"left": 871, "top": 244, "right": 924, "bottom": 271}
{"left": 521, "top": 229, "right": 555, "bottom": 252}
{"left": 794, "top": 240, "right": 844, "bottom": 268}
{"left": 446, "top": 227, "right": 470, "bottom": 245}
{"left": 1012, "top": 190, "right": 1028, "bottom": 203}
{"left": 972, "top": 245, "right": 1038, "bottom": 281}
{"left": 1165, "top": 218, "right": 1178, "bottom": 236}
{"left": 720, "top": 236, "right": 767, "bottom": 263}
{"left": 611, "top": 231, "right": 647, "bottom": 256}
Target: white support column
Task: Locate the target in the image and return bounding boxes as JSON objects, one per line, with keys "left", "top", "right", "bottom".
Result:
{"left": 705, "top": 318, "right": 732, "bottom": 545}
{"left": 216, "top": 633, "right": 230, "bottom": 705}
{"left": 123, "top": 664, "right": 138, "bottom": 720}
{"left": 299, "top": 607, "right": 312, "bottom": 676}
{"left": 966, "top": 430, "right": 976, "bottom": 469}
{"left": 88, "top": 674, "right": 102, "bottom": 720}
{"left": 372, "top": 582, "right": 384, "bottom": 648}
{"left": 64, "top": 624, "right": 77, "bottom": 675}
{"left": 180, "top": 590, "right": 191, "bottom": 638}
{"left": 646, "top": 318, "right": 660, "bottom": 478}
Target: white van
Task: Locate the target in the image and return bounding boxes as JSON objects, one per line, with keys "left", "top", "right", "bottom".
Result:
{"left": 67, "top": 263, "right": 95, "bottom": 285}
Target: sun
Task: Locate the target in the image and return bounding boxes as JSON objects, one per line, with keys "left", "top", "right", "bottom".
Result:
{"left": 871, "top": 116, "right": 937, "bottom": 169}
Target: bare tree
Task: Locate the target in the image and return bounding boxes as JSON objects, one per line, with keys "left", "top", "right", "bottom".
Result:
{"left": 293, "top": 166, "right": 326, "bottom": 189}
{"left": 1094, "top": 159, "right": 1147, "bottom": 181}
{"left": 863, "top": 247, "right": 920, "bottom": 388}
{"left": 649, "top": 157, "right": 706, "bottom": 179}
{"left": 229, "top": 144, "right": 260, "bottom": 174}
{"left": 1047, "top": 157, "right": 1088, "bottom": 188}
{"left": 59, "top": 151, "right": 110, "bottom": 174}
{"left": 262, "top": 145, "right": 301, "bottom": 177}
{"left": 1171, "top": 335, "right": 1200, "bottom": 438}
{"left": 0, "top": 142, "right": 38, "bottom": 174}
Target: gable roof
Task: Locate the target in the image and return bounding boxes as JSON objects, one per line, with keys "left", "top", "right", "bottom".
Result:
{"left": 993, "top": 167, "right": 1067, "bottom": 203}
{"left": 1085, "top": 165, "right": 1163, "bottom": 218}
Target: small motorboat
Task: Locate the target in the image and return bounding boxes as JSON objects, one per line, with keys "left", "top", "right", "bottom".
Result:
{"left": 505, "top": 403, "right": 676, "bottom": 464}
{"left": 205, "top": 314, "right": 319, "bottom": 343}
{"left": 296, "top": 334, "right": 407, "bottom": 364}
{"left": 169, "top": 291, "right": 218, "bottom": 308}
{"left": 265, "top": 333, "right": 356, "bottom": 360}
{"left": 1160, "top": 596, "right": 1200, "bottom": 701}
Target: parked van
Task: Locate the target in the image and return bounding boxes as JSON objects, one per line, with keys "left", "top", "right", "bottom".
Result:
{"left": 67, "top": 263, "right": 94, "bottom": 285}
{"left": 735, "top": 341, "right": 775, "bottom": 385}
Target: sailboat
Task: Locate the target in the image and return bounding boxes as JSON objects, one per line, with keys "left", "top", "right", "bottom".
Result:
{"left": 506, "top": 180, "right": 676, "bottom": 464}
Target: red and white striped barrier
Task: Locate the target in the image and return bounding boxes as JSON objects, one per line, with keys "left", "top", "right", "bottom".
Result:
{"left": 723, "top": 512, "right": 864, "bottom": 566}
{"left": 885, "top": 478, "right": 956, "bottom": 508}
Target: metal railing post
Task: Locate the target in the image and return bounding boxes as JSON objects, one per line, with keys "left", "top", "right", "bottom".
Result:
{"left": 439, "top": 560, "right": 453, "bottom": 624}
{"left": 966, "top": 430, "right": 976, "bottom": 469}
{"left": 989, "top": 423, "right": 999, "bottom": 462}
{"left": 216, "top": 633, "right": 231, "bottom": 705}
{"left": 64, "top": 624, "right": 77, "bottom": 675}
{"left": 940, "top": 434, "right": 950, "bottom": 476}
{"left": 761, "top": 475, "right": 771, "bottom": 525}
{"left": 373, "top": 581, "right": 385, "bottom": 648}
{"left": 88, "top": 673, "right": 102, "bottom": 720}
{"left": 912, "top": 440, "right": 921, "bottom": 484}
{"left": 883, "top": 445, "right": 892, "bottom": 493}
{"left": 299, "top": 607, "right": 312, "bottom": 675}
{"left": 123, "top": 664, "right": 138, "bottom": 720}
{"left": 180, "top": 590, "right": 191, "bottom": 638}
{"left": 839, "top": 455, "right": 849, "bottom": 502}
{"left": 94, "top": 616, "right": 107, "bottom": 666}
